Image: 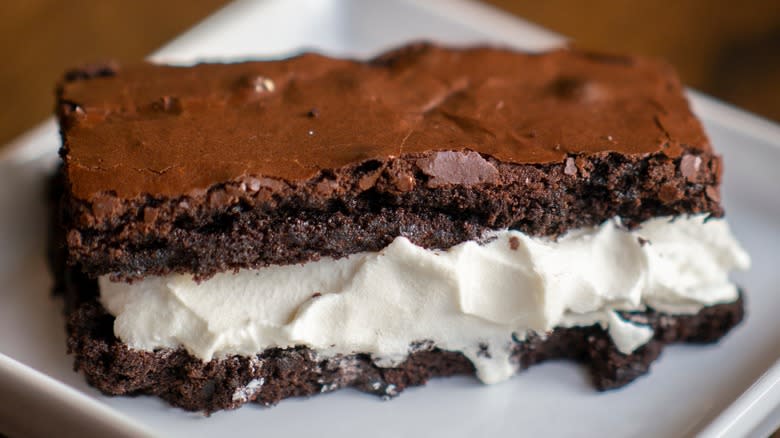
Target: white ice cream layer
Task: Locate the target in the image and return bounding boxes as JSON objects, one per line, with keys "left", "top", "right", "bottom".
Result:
{"left": 99, "top": 215, "right": 750, "bottom": 384}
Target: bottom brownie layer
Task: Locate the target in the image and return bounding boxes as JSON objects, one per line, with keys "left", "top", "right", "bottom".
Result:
{"left": 65, "top": 293, "right": 743, "bottom": 413}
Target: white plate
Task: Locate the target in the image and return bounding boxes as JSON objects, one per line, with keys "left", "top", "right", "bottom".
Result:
{"left": 1, "top": 1, "right": 779, "bottom": 437}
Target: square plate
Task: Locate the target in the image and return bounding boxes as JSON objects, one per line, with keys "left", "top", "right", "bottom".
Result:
{"left": 1, "top": 1, "right": 778, "bottom": 437}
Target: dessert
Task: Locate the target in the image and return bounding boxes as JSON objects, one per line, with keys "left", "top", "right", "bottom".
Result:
{"left": 49, "top": 43, "right": 750, "bottom": 412}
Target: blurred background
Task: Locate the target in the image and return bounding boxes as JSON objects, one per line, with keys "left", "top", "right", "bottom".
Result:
{"left": 0, "top": 2, "right": 777, "bottom": 437}
{"left": 0, "top": 0, "right": 779, "bottom": 149}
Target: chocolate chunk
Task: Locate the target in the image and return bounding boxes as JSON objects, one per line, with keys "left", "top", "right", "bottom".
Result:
{"left": 357, "top": 171, "right": 381, "bottom": 191}
{"left": 680, "top": 154, "right": 702, "bottom": 182}
{"left": 416, "top": 151, "right": 499, "bottom": 188}
{"left": 90, "top": 195, "right": 122, "bottom": 220}
{"left": 239, "top": 176, "right": 287, "bottom": 193}
{"left": 564, "top": 157, "right": 577, "bottom": 176}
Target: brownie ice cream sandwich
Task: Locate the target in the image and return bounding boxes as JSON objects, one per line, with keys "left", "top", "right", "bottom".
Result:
{"left": 49, "top": 43, "right": 749, "bottom": 412}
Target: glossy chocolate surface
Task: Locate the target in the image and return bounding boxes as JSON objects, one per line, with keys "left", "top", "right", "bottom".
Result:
{"left": 58, "top": 44, "right": 709, "bottom": 200}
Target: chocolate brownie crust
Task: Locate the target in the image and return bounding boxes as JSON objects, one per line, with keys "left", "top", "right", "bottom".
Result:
{"left": 63, "top": 149, "right": 722, "bottom": 280}
{"left": 58, "top": 44, "right": 709, "bottom": 201}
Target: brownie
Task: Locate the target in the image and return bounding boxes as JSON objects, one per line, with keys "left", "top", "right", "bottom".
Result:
{"left": 49, "top": 43, "right": 746, "bottom": 413}
{"left": 56, "top": 43, "right": 721, "bottom": 280}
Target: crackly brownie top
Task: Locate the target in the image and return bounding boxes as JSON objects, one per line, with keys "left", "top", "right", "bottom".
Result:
{"left": 57, "top": 43, "right": 709, "bottom": 200}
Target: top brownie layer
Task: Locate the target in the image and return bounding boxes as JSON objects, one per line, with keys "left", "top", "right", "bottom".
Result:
{"left": 55, "top": 44, "right": 723, "bottom": 279}
{"left": 59, "top": 43, "right": 708, "bottom": 201}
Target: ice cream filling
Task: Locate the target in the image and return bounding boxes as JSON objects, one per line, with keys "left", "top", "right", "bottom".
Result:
{"left": 99, "top": 214, "right": 750, "bottom": 384}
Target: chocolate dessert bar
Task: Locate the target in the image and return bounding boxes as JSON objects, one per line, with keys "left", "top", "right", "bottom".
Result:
{"left": 50, "top": 43, "right": 750, "bottom": 412}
